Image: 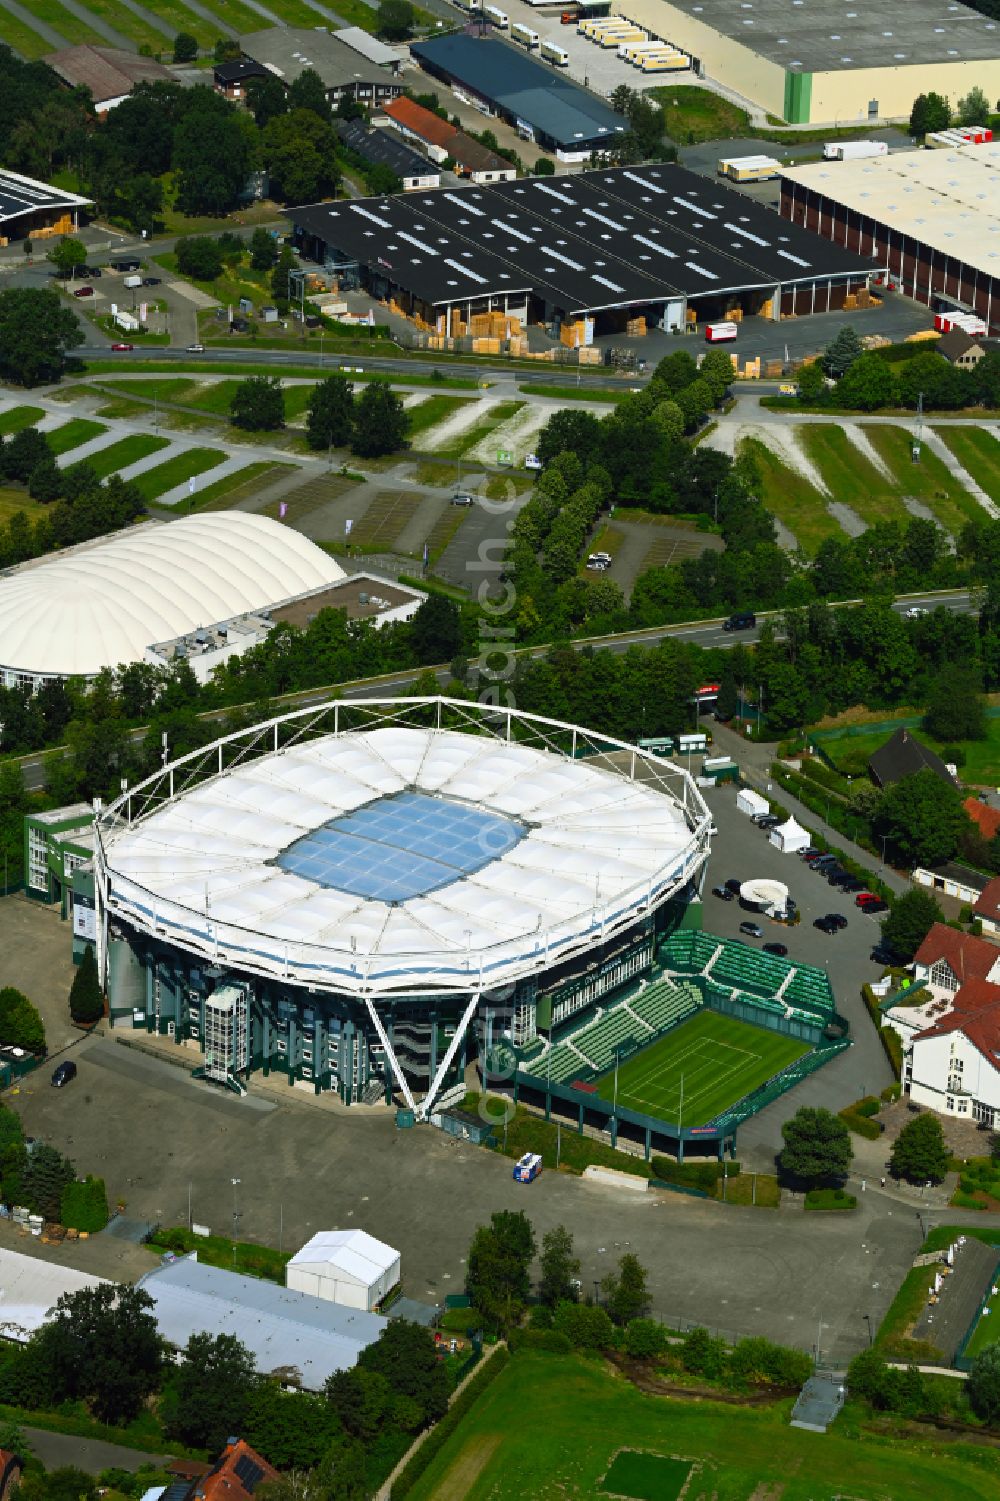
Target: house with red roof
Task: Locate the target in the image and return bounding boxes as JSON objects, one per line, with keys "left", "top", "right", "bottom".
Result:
{"left": 964, "top": 796, "right": 1000, "bottom": 843}
{"left": 899, "top": 924, "right": 1000, "bottom": 1124}
{"left": 974, "top": 875, "right": 1000, "bottom": 939}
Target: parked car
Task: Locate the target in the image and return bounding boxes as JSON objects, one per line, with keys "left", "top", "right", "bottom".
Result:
{"left": 89, "top": 266, "right": 102, "bottom": 278}
{"left": 813, "top": 916, "right": 841, "bottom": 934}
{"left": 756, "top": 815, "right": 781, "bottom": 830}
{"left": 826, "top": 913, "right": 848, "bottom": 929}
{"left": 73, "top": 285, "right": 93, "bottom": 297}
{"left": 903, "top": 605, "right": 928, "bottom": 619}
{"left": 451, "top": 493, "right": 474, "bottom": 507}
{"left": 712, "top": 885, "right": 734, "bottom": 901}
{"left": 840, "top": 878, "right": 864, "bottom": 893}
{"left": 800, "top": 847, "right": 821, "bottom": 859}
{"left": 724, "top": 878, "right": 742, "bottom": 894}
{"left": 763, "top": 942, "right": 788, "bottom": 956}
{"left": 723, "top": 611, "right": 756, "bottom": 632}
{"left": 51, "top": 1060, "right": 77, "bottom": 1087}
{"left": 861, "top": 898, "right": 889, "bottom": 914}
{"left": 142, "top": 276, "right": 161, "bottom": 286}
{"left": 855, "top": 892, "right": 878, "bottom": 906}
{"left": 110, "top": 342, "right": 134, "bottom": 351}
{"left": 812, "top": 856, "right": 837, "bottom": 870}
{"left": 739, "top": 921, "right": 763, "bottom": 938}
{"left": 524, "top": 453, "right": 543, "bottom": 471}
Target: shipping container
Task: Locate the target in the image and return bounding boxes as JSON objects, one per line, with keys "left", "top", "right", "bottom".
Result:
{"left": 706, "top": 321, "right": 738, "bottom": 343}
{"left": 638, "top": 50, "right": 688, "bottom": 70}
{"left": 822, "top": 140, "right": 888, "bottom": 161}
{"left": 511, "top": 20, "right": 540, "bottom": 45}
{"left": 541, "top": 38, "right": 571, "bottom": 63}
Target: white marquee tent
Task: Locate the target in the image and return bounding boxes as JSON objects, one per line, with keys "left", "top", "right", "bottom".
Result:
{"left": 286, "top": 1229, "right": 400, "bottom": 1312}
{"left": 770, "top": 816, "right": 810, "bottom": 854}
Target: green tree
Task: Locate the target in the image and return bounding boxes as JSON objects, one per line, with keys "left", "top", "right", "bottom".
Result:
{"left": 0, "top": 986, "right": 44, "bottom": 1053}
{"left": 847, "top": 1347, "right": 897, "bottom": 1409}
{"left": 262, "top": 109, "right": 339, "bottom": 204}
{"left": 410, "top": 594, "right": 461, "bottom": 665}
{"left": 601, "top": 1252, "right": 650, "bottom": 1326}
{"left": 68, "top": 944, "right": 103, "bottom": 1024}
{"left": 779, "top": 1107, "right": 852, "bottom": 1186}
{"left": 533, "top": 156, "right": 555, "bottom": 175}
{"left": 325, "top": 1366, "right": 393, "bottom": 1442}
{"left": 246, "top": 75, "right": 289, "bottom": 129}
{"left": 250, "top": 227, "right": 279, "bottom": 272}
{"left": 874, "top": 767, "right": 967, "bottom": 867}
{"left": 362, "top": 162, "right": 402, "bottom": 196}
{"left": 680, "top": 1326, "right": 727, "bottom": 1378}
{"left": 797, "top": 361, "right": 827, "bottom": 402}
{"left": 47, "top": 236, "right": 87, "bottom": 280}
{"left": 698, "top": 348, "right": 735, "bottom": 405}
{"left": 287, "top": 68, "right": 329, "bottom": 119}
{"left": 2, "top": 425, "right": 50, "bottom": 482}
{"left": 244, "top": 1383, "right": 337, "bottom": 1470}
{"left": 358, "top": 1320, "right": 449, "bottom": 1424}
{"left": 924, "top": 666, "right": 987, "bottom": 741}
{"left": 43, "top": 1471, "right": 97, "bottom": 1501}
{"left": 377, "top": 0, "right": 415, "bottom": 39}
{"left": 835, "top": 351, "right": 896, "bottom": 410}
{"left": 969, "top": 1343, "right": 1000, "bottom": 1422}
{"left": 624, "top": 1318, "right": 667, "bottom": 1358}
{"left": 0, "top": 288, "right": 84, "bottom": 386}
{"left": 538, "top": 1224, "right": 580, "bottom": 1308}
{"left": 909, "top": 92, "right": 951, "bottom": 137}
{"left": 552, "top": 1300, "right": 614, "bottom": 1350}
{"left": 175, "top": 235, "right": 224, "bottom": 281}
{"left": 306, "top": 373, "right": 354, "bottom": 451}
{"left": 350, "top": 382, "right": 408, "bottom": 457}
{"left": 890, "top": 1112, "right": 949, "bottom": 1184}
{"left": 881, "top": 887, "right": 943, "bottom": 960}
{"left": 821, "top": 325, "right": 863, "bottom": 378}
{"left": 30, "top": 1283, "right": 161, "bottom": 1422}
{"left": 271, "top": 244, "right": 298, "bottom": 311}
{"left": 466, "top": 1209, "right": 537, "bottom": 1333}
{"left": 23, "top": 1142, "right": 75, "bottom": 1221}
{"left": 163, "top": 1331, "right": 259, "bottom": 1452}
{"left": 173, "top": 89, "right": 250, "bottom": 216}
{"left": 230, "top": 375, "right": 285, "bottom": 431}
{"left": 173, "top": 32, "right": 198, "bottom": 62}
{"left": 60, "top": 1175, "right": 109, "bottom": 1233}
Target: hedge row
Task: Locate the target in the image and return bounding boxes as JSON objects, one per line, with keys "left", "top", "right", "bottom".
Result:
{"left": 796, "top": 756, "right": 854, "bottom": 796}
{"left": 840, "top": 1099, "right": 882, "bottom": 1140}
{"left": 390, "top": 1346, "right": 510, "bottom": 1500}
{"left": 650, "top": 1156, "right": 741, "bottom": 1192}
{"left": 862, "top": 984, "right": 904, "bottom": 1079}
{"left": 805, "top": 1187, "right": 858, "bottom": 1211}
{"left": 769, "top": 765, "right": 893, "bottom": 900}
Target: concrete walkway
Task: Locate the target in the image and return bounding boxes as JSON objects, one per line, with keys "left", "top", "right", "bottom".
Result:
{"left": 111, "top": 0, "right": 174, "bottom": 39}
{"left": 116, "top": 441, "right": 199, "bottom": 484}
{"left": 0, "top": 0, "right": 66, "bottom": 47}
{"left": 924, "top": 428, "right": 999, "bottom": 519}
{"left": 55, "top": 0, "right": 132, "bottom": 46}
{"left": 155, "top": 453, "right": 252, "bottom": 507}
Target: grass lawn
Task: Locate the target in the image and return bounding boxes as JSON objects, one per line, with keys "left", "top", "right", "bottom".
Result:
{"left": 799, "top": 425, "right": 910, "bottom": 529}
{"left": 863, "top": 425, "right": 983, "bottom": 534}
{"left": 72, "top": 434, "right": 169, "bottom": 479}
{"left": 406, "top": 395, "right": 475, "bottom": 439}
{"left": 82, "top": 0, "right": 179, "bottom": 50}
{"left": 83, "top": 360, "right": 478, "bottom": 388}
{"left": 0, "top": 487, "right": 43, "bottom": 523}
{"left": 433, "top": 400, "right": 526, "bottom": 459}
{"left": 96, "top": 378, "right": 200, "bottom": 404}
{"left": 961, "top": 1288, "right": 1000, "bottom": 1361}
{"left": 592, "top": 1009, "right": 807, "bottom": 1128}
{"left": 738, "top": 436, "right": 838, "bottom": 554}
{"left": 46, "top": 419, "right": 106, "bottom": 456}
{"left": 648, "top": 84, "right": 752, "bottom": 142}
{"left": 404, "top": 1352, "right": 996, "bottom": 1501}
{"left": 23, "top": 0, "right": 104, "bottom": 46}
{"left": 816, "top": 713, "right": 1000, "bottom": 786}
{"left": 0, "top": 11, "right": 51, "bottom": 57}
{"left": 133, "top": 448, "right": 225, "bottom": 502}
{"left": 0, "top": 406, "right": 44, "bottom": 436}
{"left": 152, "top": 461, "right": 293, "bottom": 516}
{"left": 527, "top": 384, "right": 628, "bottom": 404}
{"left": 935, "top": 426, "right": 1000, "bottom": 504}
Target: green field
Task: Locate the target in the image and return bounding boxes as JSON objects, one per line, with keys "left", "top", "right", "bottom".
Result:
{"left": 434, "top": 400, "right": 526, "bottom": 459}
{"left": 800, "top": 424, "right": 910, "bottom": 529}
{"left": 818, "top": 713, "right": 1000, "bottom": 786}
{"left": 46, "top": 419, "right": 106, "bottom": 456}
{"left": 77, "top": 434, "right": 169, "bottom": 479}
{"left": 962, "top": 1291, "right": 1000, "bottom": 1361}
{"left": 0, "top": 407, "right": 44, "bottom": 436}
{"left": 0, "top": 488, "right": 43, "bottom": 524}
{"left": 935, "top": 426, "right": 1000, "bottom": 505}
{"left": 406, "top": 395, "right": 474, "bottom": 439}
{"left": 863, "top": 425, "right": 982, "bottom": 534}
{"left": 592, "top": 1009, "right": 807, "bottom": 1127}
{"left": 648, "top": 84, "right": 752, "bottom": 143}
{"left": 133, "top": 448, "right": 224, "bottom": 502}
{"left": 738, "top": 436, "right": 838, "bottom": 555}
{"left": 405, "top": 1352, "right": 999, "bottom": 1501}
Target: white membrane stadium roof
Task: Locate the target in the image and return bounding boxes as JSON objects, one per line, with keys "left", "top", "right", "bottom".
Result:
{"left": 101, "top": 726, "right": 705, "bottom": 996}
{"left": 0, "top": 513, "right": 345, "bottom": 679}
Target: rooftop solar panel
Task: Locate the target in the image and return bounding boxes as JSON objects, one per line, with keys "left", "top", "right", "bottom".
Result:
{"left": 274, "top": 791, "right": 525, "bottom": 903}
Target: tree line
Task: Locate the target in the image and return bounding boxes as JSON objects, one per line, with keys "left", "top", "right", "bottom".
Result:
{"left": 793, "top": 325, "right": 1000, "bottom": 412}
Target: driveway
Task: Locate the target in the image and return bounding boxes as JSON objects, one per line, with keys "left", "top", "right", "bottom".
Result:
{"left": 22, "top": 1427, "right": 167, "bottom": 1474}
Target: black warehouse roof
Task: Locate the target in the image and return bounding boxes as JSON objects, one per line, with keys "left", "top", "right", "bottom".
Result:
{"left": 289, "top": 164, "right": 875, "bottom": 315}
{"left": 336, "top": 119, "right": 440, "bottom": 181}
{"left": 410, "top": 35, "right": 623, "bottom": 151}
{"left": 0, "top": 169, "right": 91, "bottom": 226}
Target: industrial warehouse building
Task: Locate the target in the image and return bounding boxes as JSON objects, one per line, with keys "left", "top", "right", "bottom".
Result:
{"left": 290, "top": 163, "right": 876, "bottom": 335}
{"left": 409, "top": 35, "right": 625, "bottom": 161}
{"left": 781, "top": 142, "right": 1000, "bottom": 332}
{"left": 610, "top": 0, "right": 1000, "bottom": 124}
{"left": 94, "top": 699, "right": 711, "bottom": 1116}
{"left": 0, "top": 169, "right": 90, "bottom": 244}
{"left": 239, "top": 28, "right": 404, "bottom": 108}
{"left": 0, "top": 514, "right": 423, "bottom": 690}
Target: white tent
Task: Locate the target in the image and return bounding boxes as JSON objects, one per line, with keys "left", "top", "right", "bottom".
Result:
{"left": 286, "top": 1229, "right": 400, "bottom": 1313}
{"left": 737, "top": 789, "right": 769, "bottom": 819}
{"left": 770, "top": 816, "right": 810, "bottom": 854}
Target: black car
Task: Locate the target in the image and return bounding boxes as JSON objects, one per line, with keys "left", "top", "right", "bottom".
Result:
{"left": 871, "top": 941, "right": 903, "bottom": 965}
{"left": 840, "top": 878, "right": 864, "bottom": 893}
{"left": 763, "top": 942, "right": 788, "bottom": 957}
{"left": 712, "top": 885, "right": 734, "bottom": 901}
{"left": 51, "top": 1060, "right": 77, "bottom": 1088}
{"left": 825, "top": 913, "right": 848, "bottom": 929}
{"left": 723, "top": 611, "right": 756, "bottom": 632}
{"left": 813, "top": 916, "right": 840, "bottom": 934}
{"left": 724, "top": 878, "right": 741, "bottom": 894}
{"left": 739, "top": 921, "right": 763, "bottom": 938}
{"left": 756, "top": 815, "right": 781, "bottom": 830}
{"left": 142, "top": 276, "right": 161, "bottom": 286}
{"left": 861, "top": 899, "right": 889, "bottom": 914}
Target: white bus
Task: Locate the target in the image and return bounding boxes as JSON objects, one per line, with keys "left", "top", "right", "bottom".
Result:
{"left": 511, "top": 20, "right": 540, "bottom": 46}
{"left": 484, "top": 4, "right": 509, "bottom": 25}
{"left": 541, "top": 38, "right": 570, "bottom": 64}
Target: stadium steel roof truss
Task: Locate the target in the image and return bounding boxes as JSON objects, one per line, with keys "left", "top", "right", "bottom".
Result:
{"left": 95, "top": 699, "right": 710, "bottom": 1117}
{"left": 291, "top": 164, "right": 873, "bottom": 315}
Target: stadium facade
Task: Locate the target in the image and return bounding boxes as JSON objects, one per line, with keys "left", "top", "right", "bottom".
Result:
{"left": 94, "top": 699, "right": 711, "bottom": 1118}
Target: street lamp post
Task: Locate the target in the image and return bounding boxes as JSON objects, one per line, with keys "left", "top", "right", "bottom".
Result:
{"left": 231, "top": 1177, "right": 241, "bottom": 1268}
{"left": 863, "top": 1313, "right": 874, "bottom": 1347}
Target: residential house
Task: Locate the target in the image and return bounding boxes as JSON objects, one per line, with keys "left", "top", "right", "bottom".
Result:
{"left": 868, "top": 727, "right": 956, "bottom": 789}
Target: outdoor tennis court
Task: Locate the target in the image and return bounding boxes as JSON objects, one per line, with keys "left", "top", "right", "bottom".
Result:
{"left": 592, "top": 1009, "right": 810, "bottom": 1127}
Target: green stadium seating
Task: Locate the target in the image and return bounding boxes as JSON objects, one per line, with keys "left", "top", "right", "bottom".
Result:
{"left": 783, "top": 965, "right": 835, "bottom": 1017}
{"left": 629, "top": 978, "right": 700, "bottom": 1033}
{"left": 709, "top": 940, "right": 791, "bottom": 999}
{"left": 660, "top": 929, "right": 721, "bottom": 974}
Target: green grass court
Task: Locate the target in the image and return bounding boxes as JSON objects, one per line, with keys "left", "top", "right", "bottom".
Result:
{"left": 404, "top": 1352, "right": 996, "bottom": 1501}
{"left": 592, "top": 1009, "right": 808, "bottom": 1127}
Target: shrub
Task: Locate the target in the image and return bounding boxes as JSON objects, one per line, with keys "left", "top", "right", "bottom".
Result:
{"left": 624, "top": 1319, "right": 668, "bottom": 1359}
{"left": 552, "top": 1300, "right": 615, "bottom": 1350}
{"left": 680, "top": 1326, "right": 727, "bottom": 1380}
{"left": 728, "top": 1336, "right": 812, "bottom": 1388}
{"left": 69, "top": 946, "right": 103, "bottom": 1025}
{"left": 855, "top": 1096, "right": 881, "bottom": 1118}
{"left": 61, "top": 1175, "right": 109, "bottom": 1232}
{"left": 805, "top": 1187, "right": 858, "bottom": 1211}
{"left": 0, "top": 986, "right": 45, "bottom": 1054}
{"left": 507, "top": 1328, "right": 572, "bottom": 1353}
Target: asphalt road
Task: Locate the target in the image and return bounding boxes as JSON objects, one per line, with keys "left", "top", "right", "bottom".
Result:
{"left": 14, "top": 588, "right": 975, "bottom": 792}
